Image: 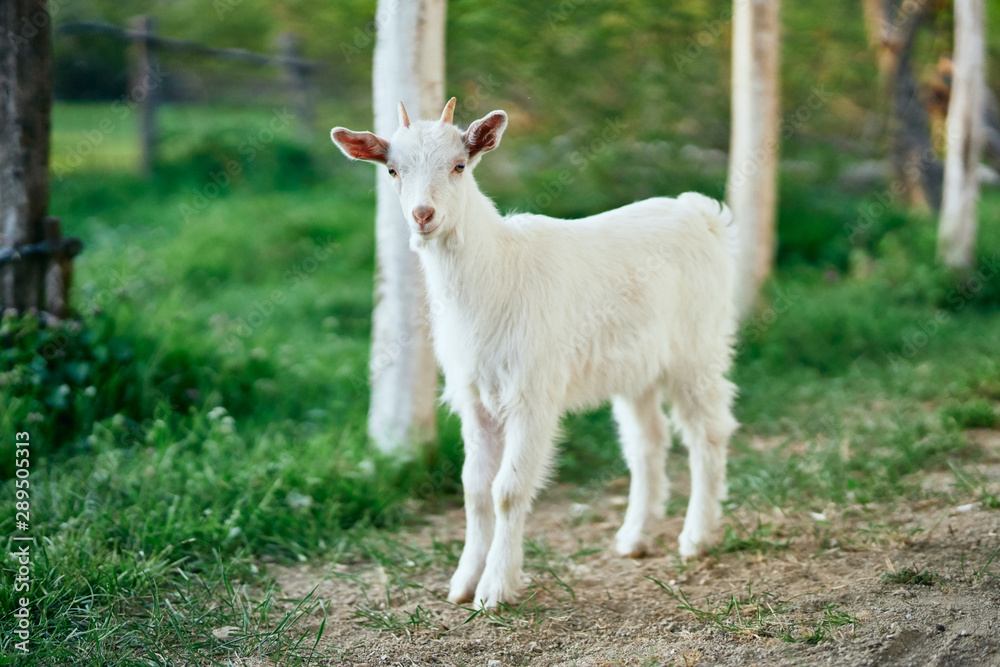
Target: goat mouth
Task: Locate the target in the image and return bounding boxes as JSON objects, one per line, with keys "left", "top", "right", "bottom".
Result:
{"left": 417, "top": 224, "right": 440, "bottom": 236}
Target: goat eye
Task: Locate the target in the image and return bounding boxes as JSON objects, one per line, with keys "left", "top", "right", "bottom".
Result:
{"left": 387, "top": 167, "right": 397, "bottom": 177}
{"left": 453, "top": 163, "right": 465, "bottom": 173}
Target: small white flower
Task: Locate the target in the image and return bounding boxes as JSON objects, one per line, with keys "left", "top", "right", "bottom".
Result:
{"left": 207, "top": 406, "right": 227, "bottom": 421}
{"left": 287, "top": 491, "right": 313, "bottom": 509}
{"left": 84, "top": 386, "right": 97, "bottom": 397}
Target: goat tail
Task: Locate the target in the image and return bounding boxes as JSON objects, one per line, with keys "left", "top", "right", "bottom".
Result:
{"left": 677, "top": 192, "right": 738, "bottom": 263}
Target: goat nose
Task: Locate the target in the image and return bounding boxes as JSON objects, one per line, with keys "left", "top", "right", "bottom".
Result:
{"left": 412, "top": 206, "right": 435, "bottom": 227}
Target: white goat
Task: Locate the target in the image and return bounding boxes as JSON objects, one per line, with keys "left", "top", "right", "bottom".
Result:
{"left": 331, "top": 98, "right": 738, "bottom": 608}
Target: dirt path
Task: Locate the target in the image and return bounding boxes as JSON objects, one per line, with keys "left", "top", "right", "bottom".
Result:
{"left": 272, "top": 434, "right": 1000, "bottom": 667}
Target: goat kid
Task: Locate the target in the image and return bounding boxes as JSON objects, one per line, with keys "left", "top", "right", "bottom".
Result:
{"left": 331, "top": 98, "right": 738, "bottom": 608}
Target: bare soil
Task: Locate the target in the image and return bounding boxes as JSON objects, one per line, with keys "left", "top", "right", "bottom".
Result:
{"left": 271, "top": 431, "right": 1000, "bottom": 667}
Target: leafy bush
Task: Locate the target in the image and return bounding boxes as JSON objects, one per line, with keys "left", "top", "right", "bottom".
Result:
{"left": 941, "top": 400, "right": 999, "bottom": 429}
{"left": 155, "top": 122, "right": 322, "bottom": 192}
{"left": 0, "top": 309, "right": 279, "bottom": 479}
{"left": 0, "top": 313, "right": 139, "bottom": 476}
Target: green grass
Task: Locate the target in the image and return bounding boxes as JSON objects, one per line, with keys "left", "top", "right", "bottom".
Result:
{"left": 880, "top": 568, "right": 941, "bottom": 587}
{"left": 645, "top": 577, "right": 860, "bottom": 643}
{"left": 2, "top": 101, "right": 1000, "bottom": 663}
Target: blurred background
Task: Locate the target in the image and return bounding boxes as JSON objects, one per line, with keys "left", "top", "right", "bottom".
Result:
{"left": 2, "top": 0, "right": 1000, "bottom": 661}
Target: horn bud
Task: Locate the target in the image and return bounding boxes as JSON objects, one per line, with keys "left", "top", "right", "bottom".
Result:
{"left": 440, "top": 97, "right": 457, "bottom": 124}
{"left": 398, "top": 102, "right": 411, "bottom": 128}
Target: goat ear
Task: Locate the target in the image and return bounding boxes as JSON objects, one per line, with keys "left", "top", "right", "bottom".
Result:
{"left": 463, "top": 111, "right": 507, "bottom": 159}
{"left": 330, "top": 127, "right": 390, "bottom": 164}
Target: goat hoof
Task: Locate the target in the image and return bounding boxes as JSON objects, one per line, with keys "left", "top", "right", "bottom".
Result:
{"left": 678, "top": 530, "right": 711, "bottom": 560}
{"left": 448, "top": 568, "right": 481, "bottom": 604}
{"left": 474, "top": 570, "right": 521, "bottom": 609}
{"left": 447, "top": 589, "right": 474, "bottom": 604}
{"left": 615, "top": 530, "right": 651, "bottom": 558}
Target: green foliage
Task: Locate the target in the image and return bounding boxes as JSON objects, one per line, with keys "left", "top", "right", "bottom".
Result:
{"left": 155, "top": 108, "right": 323, "bottom": 191}
{"left": 5, "top": 98, "right": 1000, "bottom": 663}
{"left": 941, "top": 399, "right": 999, "bottom": 429}
{"left": 646, "top": 577, "right": 859, "bottom": 643}
{"left": 54, "top": 33, "right": 128, "bottom": 100}
{"left": 0, "top": 313, "right": 141, "bottom": 478}
{"left": 881, "top": 568, "right": 941, "bottom": 587}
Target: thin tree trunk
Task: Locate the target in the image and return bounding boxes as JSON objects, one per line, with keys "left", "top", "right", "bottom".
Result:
{"left": 1, "top": 0, "right": 52, "bottom": 313}
{"left": 938, "top": 0, "right": 986, "bottom": 269}
{"left": 862, "top": 0, "right": 941, "bottom": 209}
{"left": 368, "top": 0, "right": 445, "bottom": 453}
{"left": 726, "top": 0, "right": 781, "bottom": 320}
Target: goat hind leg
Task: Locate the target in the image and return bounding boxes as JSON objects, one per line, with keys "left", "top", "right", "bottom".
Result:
{"left": 612, "top": 389, "right": 669, "bottom": 557}
{"left": 670, "top": 373, "right": 737, "bottom": 559}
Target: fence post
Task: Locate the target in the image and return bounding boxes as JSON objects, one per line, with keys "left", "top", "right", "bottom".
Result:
{"left": 129, "top": 15, "right": 159, "bottom": 177}
{"left": 278, "top": 32, "right": 313, "bottom": 132}
{"left": 43, "top": 217, "right": 73, "bottom": 318}
{"left": 1, "top": 0, "right": 53, "bottom": 315}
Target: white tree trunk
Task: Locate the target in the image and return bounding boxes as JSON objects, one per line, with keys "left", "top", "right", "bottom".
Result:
{"left": 938, "top": 0, "right": 986, "bottom": 269}
{"left": 369, "top": 0, "right": 446, "bottom": 453}
{"left": 726, "top": 0, "right": 781, "bottom": 320}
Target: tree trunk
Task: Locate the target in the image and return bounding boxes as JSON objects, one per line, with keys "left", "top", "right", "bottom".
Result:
{"left": 368, "top": 0, "right": 445, "bottom": 453}
{"left": 726, "top": 0, "right": 781, "bottom": 320}
{"left": 862, "top": 0, "right": 941, "bottom": 209}
{"left": 1, "top": 0, "right": 52, "bottom": 314}
{"left": 938, "top": 0, "right": 986, "bottom": 269}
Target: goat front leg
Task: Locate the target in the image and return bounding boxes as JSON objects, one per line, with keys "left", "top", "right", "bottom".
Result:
{"left": 448, "top": 401, "right": 504, "bottom": 603}
{"left": 474, "top": 409, "right": 559, "bottom": 608}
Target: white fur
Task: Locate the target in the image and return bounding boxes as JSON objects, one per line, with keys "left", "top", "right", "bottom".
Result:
{"left": 331, "top": 106, "right": 739, "bottom": 609}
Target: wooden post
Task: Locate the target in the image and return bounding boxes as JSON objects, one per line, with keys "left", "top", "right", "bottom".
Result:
{"left": 938, "top": 0, "right": 987, "bottom": 269}
{"left": 726, "top": 0, "right": 781, "bottom": 319}
{"left": 43, "top": 217, "right": 72, "bottom": 318}
{"left": 129, "top": 15, "right": 158, "bottom": 177}
{"left": 1, "top": 0, "right": 53, "bottom": 314}
{"left": 279, "top": 33, "right": 314, "bottom": 132}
